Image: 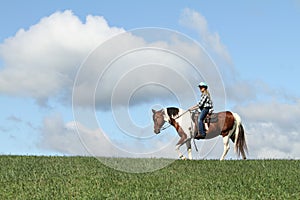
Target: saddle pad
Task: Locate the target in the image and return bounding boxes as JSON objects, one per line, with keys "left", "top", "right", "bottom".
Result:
{"left": 208, "top": 113, "right": 218, "bottom": 123}
{"left": 191, "top": 111, "right": 218, "bottom": 123}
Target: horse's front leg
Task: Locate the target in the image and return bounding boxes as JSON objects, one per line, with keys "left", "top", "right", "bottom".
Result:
{"left": 175, "top": 126, "right": 188, "bottom": 160}
{"left": 175, "top": 146, "right": 186, "bottom": 160}
{"left": 184, "top": 139, "right": 192, "bottom": 160}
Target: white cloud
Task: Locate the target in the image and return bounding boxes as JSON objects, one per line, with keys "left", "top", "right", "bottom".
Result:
{"left": 39, "top": 113, "right": 188, "bottom": 158}
{"left": 71, "top": 28, "right": 227, "bottom": 110}
{"left": 179, "top": 8, "right": 245, "bottom": 104}
{"left": 234, "top": 100, "right": 300, "bottom": 159}
{"left": 236, "top": 100, "right": 300, "bottom": 131}
{"left": 179, "top": 8, "right": 232, "bottom": 64}
{"left": 0, "top": 10, "right": 227, "bottom": 110}
{"left": 0, "top": 10, "right": 125, "bottom": 104}
{"left": 39, "top": 114, "right": 87, "bottom": 155}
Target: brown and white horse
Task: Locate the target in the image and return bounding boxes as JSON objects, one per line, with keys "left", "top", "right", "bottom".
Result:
{"left": 152, "top": 107, "right": 247, "bottom": 160}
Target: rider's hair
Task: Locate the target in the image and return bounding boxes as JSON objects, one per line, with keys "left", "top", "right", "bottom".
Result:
{"left": 202, "top": 88, "right": 211, "bottom": 98}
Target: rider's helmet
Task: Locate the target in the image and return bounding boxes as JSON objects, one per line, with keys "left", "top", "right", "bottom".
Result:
{"left": 198, "top": 82, "right": 208, "bottom": 89}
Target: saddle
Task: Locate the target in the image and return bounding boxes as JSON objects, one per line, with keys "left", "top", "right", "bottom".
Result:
{"left": 191, "top": 111, "right": 218, "bottom": 135}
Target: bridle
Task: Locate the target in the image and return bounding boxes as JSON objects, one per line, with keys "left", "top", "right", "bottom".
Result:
{"left": 153, "top": 110, "right": 166, "bottom": 133}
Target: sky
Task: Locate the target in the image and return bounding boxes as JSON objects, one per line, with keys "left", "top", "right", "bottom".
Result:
{"left": 0, "top": 0, "right": 300, "bottom": 163}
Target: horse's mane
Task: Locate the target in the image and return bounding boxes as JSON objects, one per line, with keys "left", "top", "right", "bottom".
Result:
{"left": 166, "top": 107, "right": 180, "bottom": 118}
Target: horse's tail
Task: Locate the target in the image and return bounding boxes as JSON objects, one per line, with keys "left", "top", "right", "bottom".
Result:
{"left": 232, "top": 113, "right": 248, "bottom": 159}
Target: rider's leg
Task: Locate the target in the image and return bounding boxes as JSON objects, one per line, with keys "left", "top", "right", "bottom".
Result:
{"left": 198, "top": 108, "right": 209, "bottom": 137}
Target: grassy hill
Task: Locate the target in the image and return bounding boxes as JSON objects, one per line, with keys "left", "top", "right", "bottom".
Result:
{"left": 0, "top": 156, "right": 299, "bottom": 199}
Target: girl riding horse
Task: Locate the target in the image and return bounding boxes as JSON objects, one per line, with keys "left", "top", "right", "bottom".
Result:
{"left": 189, "top": 82, "right": 213, "bottom": 139}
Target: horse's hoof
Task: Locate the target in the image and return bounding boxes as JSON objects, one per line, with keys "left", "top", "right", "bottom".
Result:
{"left": 179, "top": 155, "right": 186, "bottom": 160}
{"left": 195, "top": 134, "right": 206, "bottom": 139}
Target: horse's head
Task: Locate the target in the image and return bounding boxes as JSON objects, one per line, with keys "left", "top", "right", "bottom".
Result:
{"left": 152, "top": 109, "right": 165, "bottom": 134}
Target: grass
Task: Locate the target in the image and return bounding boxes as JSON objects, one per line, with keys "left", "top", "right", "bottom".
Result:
{"left": 0, "top": 155, "right": 299, "bottom": 199}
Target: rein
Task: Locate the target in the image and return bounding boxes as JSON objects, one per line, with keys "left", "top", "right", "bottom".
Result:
{"left": 160, "top": 110, "right": 190, "bottom": 131}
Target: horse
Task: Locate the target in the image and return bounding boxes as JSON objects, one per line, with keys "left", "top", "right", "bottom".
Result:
{"left": 152, "top": 107, "right": 247, "bottom": 160}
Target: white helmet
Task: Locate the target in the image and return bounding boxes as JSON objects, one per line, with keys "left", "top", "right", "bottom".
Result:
{"left": 198, "top": 82, "right": 208, "bottom": 88}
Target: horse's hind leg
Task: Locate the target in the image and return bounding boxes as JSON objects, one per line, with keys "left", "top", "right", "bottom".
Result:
{"left": 220, "top": 135, "right": 230, "bottom": 160}
{"left": 241, "top": 151, "right": 247, "bottom": 160}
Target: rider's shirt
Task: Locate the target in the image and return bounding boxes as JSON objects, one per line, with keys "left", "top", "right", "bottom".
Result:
{"left": 198, "top": 93, "right": 213, "bottom": 112}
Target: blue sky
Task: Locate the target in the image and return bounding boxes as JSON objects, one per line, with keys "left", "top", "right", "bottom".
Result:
{"left": 0, "top": 1, "right": 300, "bottom": 160}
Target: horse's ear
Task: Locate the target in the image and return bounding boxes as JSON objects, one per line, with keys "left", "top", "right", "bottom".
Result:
{"left": 152, "top": 109, "right": 156, "bottom": 113}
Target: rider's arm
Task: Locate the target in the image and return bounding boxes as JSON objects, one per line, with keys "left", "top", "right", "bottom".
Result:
{"left": 188, "top": 104, "right": 199, "bottom": 111}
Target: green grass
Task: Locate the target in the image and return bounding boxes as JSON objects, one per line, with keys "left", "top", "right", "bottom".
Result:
{"left": 0, "top": 156, "right": 299, "bottom": 199}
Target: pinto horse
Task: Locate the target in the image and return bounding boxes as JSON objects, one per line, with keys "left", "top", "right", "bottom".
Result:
{"left": 152, "top": 107, "right": 247, "bottom": 160}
